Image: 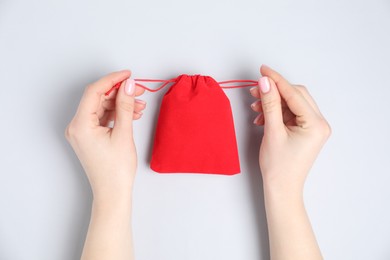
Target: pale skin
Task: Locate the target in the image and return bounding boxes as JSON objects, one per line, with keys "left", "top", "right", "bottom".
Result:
{"left": 66, "top": 65, "right": 330, "bottom": 260}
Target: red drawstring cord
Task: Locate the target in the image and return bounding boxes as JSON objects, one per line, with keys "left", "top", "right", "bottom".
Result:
{"left": 105, "top": 78, "right": 177, "bottom": 96}
{"left": 134, "top": 78, "right": 177, "bottom": 92}
{"left": 218, "top": 79, "right": 258, "bottom": 89}
{"left": 105, "top": 78, "right": 258, "bottom": 96}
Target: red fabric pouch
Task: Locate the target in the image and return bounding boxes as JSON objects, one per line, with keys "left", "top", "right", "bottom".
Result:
{"left": 151, "top": 74, "right": 240, "bottom": 175}
{"left": 106, "top": 74, "right": 258, "bottom": 175}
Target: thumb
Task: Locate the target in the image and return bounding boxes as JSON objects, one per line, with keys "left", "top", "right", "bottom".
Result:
{"left": 258, "top": 76, "right": 284, "bottom": 133}
{"left": 112, "top": 78, "right": 136, "bottom": 139}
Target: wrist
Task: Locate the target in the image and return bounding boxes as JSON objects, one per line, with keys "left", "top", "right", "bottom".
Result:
{"left": 86, "top": 168, "right": 136, "bottom": 203}
{"left": 262, "top": 173, "right": 305, "bottom": 200}
{"left": 263, "top": 182, "right": 303, "bottom": 202}
{"left": 91, "top": 183, "right": 134, "bottom": 212}
{"left": 92, "top": 192, "right": 133, "bottom": 217}
{"left": 263, "top": 182, "right": 305, "bottom": 217}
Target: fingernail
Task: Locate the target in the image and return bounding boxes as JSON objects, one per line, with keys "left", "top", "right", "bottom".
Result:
{"left": 135, "top": 99, "right": 146, "bottom": 105}
{"left": 259, "top": 77, "right": 270, "bottom": 94}
{"left": 250, "top": 87, "right": 257, "bottom": 93}
{"left": 253, "top": 114, "right": 260, "bottom": 124}
{"left": 251, "top": 100, "right": 260, "bottom": 109}
{"left": 125, "top": 78, "right": 136, "bottom": 96}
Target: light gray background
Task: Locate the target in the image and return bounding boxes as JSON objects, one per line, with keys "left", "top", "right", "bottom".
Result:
{"left": 0, "top": 0, "right": 389, "bottom": 259}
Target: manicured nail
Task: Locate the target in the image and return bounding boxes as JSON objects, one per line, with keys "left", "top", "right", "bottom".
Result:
{"left": 259, "top": 77, "right": 270, "bottom": 94}
{"left": 251, "top": 100, "right": 260, "bottom": 109}
{"left": 253, "top": 114, "right": 261, "bottom": 124}
{"left": 135, "top": 99, "right": 146, "bottom": 105}
{"left": 125, "top": 78, "right": 136, "bottom": 95}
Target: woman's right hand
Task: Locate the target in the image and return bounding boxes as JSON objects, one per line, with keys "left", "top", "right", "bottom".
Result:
{"left": 250, "top": 65, "right": 331, "bottom": 191}
{"left": 65, "top": 70, "right": 146, "bottom": 203}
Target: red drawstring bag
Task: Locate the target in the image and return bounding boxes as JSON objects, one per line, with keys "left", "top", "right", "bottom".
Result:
{"left": 106, "top": 74, "right": 258, "bottom": 175}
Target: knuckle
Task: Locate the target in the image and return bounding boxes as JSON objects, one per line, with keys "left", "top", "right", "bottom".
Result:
{"left": 85, "top": 84, "right": 100, "bottom": 97}
{"left": 85, "top": 84, "right": 94, "bottom": 93}
{"left": 64, "top": 120, "right": 85, "bottom": 142}
{"left": 295, "top": 84, "right": 307, "bottom": 92}
{"left": 295, "top": 85, "right": 310, "bottom": 98}
{"left": 283, "top": 88, "right": 301, "bottom": 104}
{"left": 314, "top": 118, "right": 332, "bottom": 139}
{"left": 65, "top": 123, "right": 76, "bottom": 141}
{"left": 322, "top": 120, "right": 332, "bottom": 138}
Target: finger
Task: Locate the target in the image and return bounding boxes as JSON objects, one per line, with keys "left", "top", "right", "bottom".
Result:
{"left": 253, "top": 113, "right": 264, "bottom": 126}
{"left": 293, "top": 85, "right": 323, "bottom": 117}
{"left": 100, "top": 109, "right": 144, "bottom": 126}
{"left": 104, "top": 87, "right": 118, "bottom": 100}
{"left": 97, "top": 96, "right": 116, "bottom": 120}
{"left": 105, "top": 82, "right": 145, "bottom": 99}
{"left": 102, "top": 98, "right": 116, "bottom": 112}
{"left": 111, "top": 78, "right": 136, "bottom": 140}
{"left": 135, "top": 85, "right": 146, "bottom": 97}
{"left": 105, "top": 85, "right": 145, "bottom": 106}
{"left": 76, "top": 70, "right": 131, "bottom": 122}
{"left": 251, "top": 101, "right": 293, "bottom": 124}
{"left": 103, "top": 86, "right": 145, "bottom": 108}
{"left": 250, "top": 100, "right": 263, "bottom": 113}
{"left": 133, "top": 111, "right": 143, "bottom": 120}
{"left": 134, "top": 99, "right": 147, "bottom": 113}
{"left": 100, "top": 110, "right": 115, "bottom": 127}
{"left": 260, "top": 65, "right": 317, "bottom": 122}
{"left": 282, "top": 108, "right": 296, "bottom": 126}
{"left": 100, "top": 98, "right": 146, "bottom": 124}
{"left": 250, "top": 86, "right": 288, "bottom": 109}
{"left": 258, "top": 76, "right": 284, "bottom": 133}
{"left": 250, "top": 87, "right": 260, "bottom": 99}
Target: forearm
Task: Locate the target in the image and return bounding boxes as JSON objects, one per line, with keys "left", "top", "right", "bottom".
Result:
{"left": 263, "top": 180, "right": 322, "bottom": 260}
{"left": 81, "top": 193, "right": 134, "bottom": 260}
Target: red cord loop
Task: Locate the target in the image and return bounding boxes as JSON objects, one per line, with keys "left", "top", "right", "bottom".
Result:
{"left": 104, "top": 77, "right": 258, "bottom": 96}
{"left": 218, "top": 79, "right": 258, "bottom": 89}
